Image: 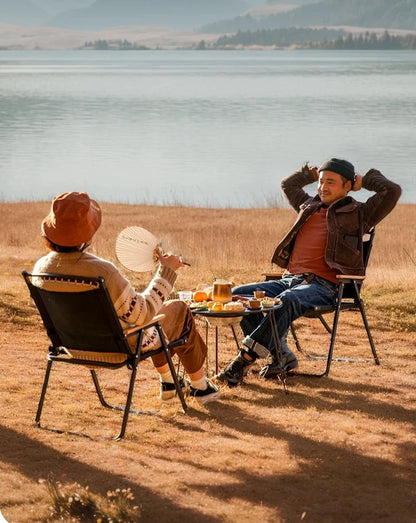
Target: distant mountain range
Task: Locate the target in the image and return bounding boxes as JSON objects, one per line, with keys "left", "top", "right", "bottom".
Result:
{"left": 48, "top": 0, "right": 259, "bottom": 30}
{"left": 0, "top": 0, "right": 267, "bottom": 30}
{"left": 0, "top": 0, "right": 415, "bottom": 50}
{"left": 33, "top": 0, "right": 94, "bottom": 17}
{"left": 202, "top": 0, "right": 416, "bottom": 33}
{"left": 0, "top": 0, "right": 47, "bottom": 26}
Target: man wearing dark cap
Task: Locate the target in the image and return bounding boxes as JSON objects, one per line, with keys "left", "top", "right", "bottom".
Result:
{"left": 216, "top": 158, "right": 401, "bottom": 387}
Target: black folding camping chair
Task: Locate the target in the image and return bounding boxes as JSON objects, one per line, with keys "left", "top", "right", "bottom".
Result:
{"left": 265, "top": 228, "right": 380, "bottom": 377}
{"left": 22, "top": 271, "right": 187, "bottom": 440}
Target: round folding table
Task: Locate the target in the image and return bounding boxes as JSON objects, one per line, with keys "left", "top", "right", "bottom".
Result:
{"left": 192, "top": 303, "right": 288, "bottom": 392}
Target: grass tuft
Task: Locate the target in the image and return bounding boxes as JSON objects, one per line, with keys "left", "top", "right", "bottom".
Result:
{"left": 46, "top": 480, "right": 140, "bottom": 522}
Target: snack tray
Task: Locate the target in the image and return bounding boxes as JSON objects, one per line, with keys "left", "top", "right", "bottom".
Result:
{"left": 191, "top": 303, "right": 282, "bottom": 317}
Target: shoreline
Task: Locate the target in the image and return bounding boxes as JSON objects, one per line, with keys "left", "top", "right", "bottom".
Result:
{"left": 1, "top": 200, "right": 416, "bottom": 210}
{"left": 1, "top": 22, "right": 416, "bottom": 51}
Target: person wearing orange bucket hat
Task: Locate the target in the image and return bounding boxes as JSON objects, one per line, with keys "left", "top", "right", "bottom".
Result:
{"left": 41, "top": 191, "right": 102, "bottom": 248}
{"left": 33, "top": 191, "right": 220, "bottom": 405}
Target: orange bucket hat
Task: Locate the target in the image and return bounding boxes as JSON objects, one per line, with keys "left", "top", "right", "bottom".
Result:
{"left": 41, "top": 192, "right": 102, "bottom": 247}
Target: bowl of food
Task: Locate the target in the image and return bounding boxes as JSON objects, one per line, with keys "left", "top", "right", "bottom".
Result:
{"left": 248, "top": 299, "right": 261, "bottom": 310}
{"left": 260, "top": 298, "right": 274, "bottom": 308}
{"left": 224, "top": 301, "right": 245, "bottom": 312}
{"left": 261, "top": 298, "right": 280, "bottom": 308}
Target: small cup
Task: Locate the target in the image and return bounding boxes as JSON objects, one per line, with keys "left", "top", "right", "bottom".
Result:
{"left": 178, "top": 291, "right": 193, "bottom": 302}
{"left": 254, "top": 290, "right": 265, "bottom": 299}
{"left": 248, "top": 299, "right": 261, "bottom": 310}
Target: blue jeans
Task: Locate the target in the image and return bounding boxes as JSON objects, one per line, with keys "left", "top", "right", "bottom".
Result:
{"left": 233, "top": 275, "right": 338, "bottom": 356}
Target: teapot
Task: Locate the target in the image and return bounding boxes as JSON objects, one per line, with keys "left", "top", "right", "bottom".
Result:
{"left": 212, "top": 279, "right": 233, "bottom": 304}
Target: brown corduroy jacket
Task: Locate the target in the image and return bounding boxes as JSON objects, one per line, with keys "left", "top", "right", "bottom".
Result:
{"left": 271, "top": 164, "right": 402, "bottom": 276}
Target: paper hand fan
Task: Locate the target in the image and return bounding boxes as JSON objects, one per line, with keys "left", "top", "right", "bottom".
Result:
{"left": 116, "top": 226, "right": 159, "bottom": 272}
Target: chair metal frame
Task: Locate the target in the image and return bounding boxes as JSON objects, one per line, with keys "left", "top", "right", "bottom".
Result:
{"left": 22, "top": 271, "right": 187, "bottom": 440}
{"left": 265, "top": 229, "right": 379, "bottom": 377}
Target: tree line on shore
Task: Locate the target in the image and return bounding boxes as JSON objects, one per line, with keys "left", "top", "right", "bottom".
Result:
{"left": 213, "top": 28, "right": 416, "bottom": 50}
{"left": 82, "top": 29, "right": 416, "bottom": 50}
{"left": 83, "top": 40, "right": 150, "bottom": 50}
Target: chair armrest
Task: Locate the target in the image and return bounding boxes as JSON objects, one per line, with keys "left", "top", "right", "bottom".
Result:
{"left": 123, "top": 313, "right": 166, "bottom": 337}
{"left": 168, "top": 337, "right": 188, "bottom": 349}
{"left": 262, "top": 272, "right": 284, "bottom": 281}
{"left": 337, "top": 275, "right": 366, "bottom": 281}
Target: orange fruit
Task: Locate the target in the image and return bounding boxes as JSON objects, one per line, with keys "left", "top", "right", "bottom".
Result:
{"left": 193, "top": 290, "right": 208, "bottom": 302}
{"left": 206, "top": 288, "right": 213, "bottom": 300}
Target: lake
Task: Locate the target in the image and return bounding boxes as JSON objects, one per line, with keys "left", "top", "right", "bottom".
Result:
{"left": 0, "top": 49, "right": 415, "bottom": 207}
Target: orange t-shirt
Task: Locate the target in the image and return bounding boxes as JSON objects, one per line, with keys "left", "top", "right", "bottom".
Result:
{"left": 287, "top": 207, "right": 339, "bottom": 284}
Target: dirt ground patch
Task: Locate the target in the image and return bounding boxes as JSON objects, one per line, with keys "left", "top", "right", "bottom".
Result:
{"left": 0, "top": 314, "right": 415, "bottom": 522}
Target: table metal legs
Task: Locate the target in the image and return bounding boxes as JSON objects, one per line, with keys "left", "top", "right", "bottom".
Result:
{"left": 267, "top": 309, "right": 288, "bottom": 394}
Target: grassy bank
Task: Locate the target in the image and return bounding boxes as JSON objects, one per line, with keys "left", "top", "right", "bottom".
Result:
{"left": 1, "top": 201, "right": 415, "bottom": 331}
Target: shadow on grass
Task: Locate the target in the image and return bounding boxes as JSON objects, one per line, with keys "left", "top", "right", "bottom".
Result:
{"left": 175, "top": 395, "right": 416, "bottom": 522}
{"left": 243, "top": 375, "right": 416, "bottom": 425}
{"left": 0, "top": 297, "right": 38, "bottom": 326}
{"left": 0, "top": 424, "right": 221, "bottom": 523}
{"left": 1, "top": 348, "right": 415, "bottom": 522}
{"left": 1, "top": 372, "right": 415, "bottom": 522}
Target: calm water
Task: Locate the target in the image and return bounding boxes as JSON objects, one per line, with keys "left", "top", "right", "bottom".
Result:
{"left": 0, "top": 49, "right": 415, "bottom": 207}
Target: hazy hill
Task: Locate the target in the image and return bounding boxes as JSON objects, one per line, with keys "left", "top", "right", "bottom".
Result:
{"left": 0, "top": 0, "right": 265, "bottom": 29}
{"left": 244, "top": 0, "right": 318, "bottom": 18}
{"left": 272, "top": 0, "right": 416, "bottom": 29}
{"left": 0, "top": 0, "right": 94, "bottom": 25}
{"left": 33, "top": 0, "right": 94, "bottom": 16}
{"left": 265, "top": 0, "right": 319, "bottom": 6}
{"left": 0, "top": 0, "right": 47, "bottom": 25}
{"left": 47, "top": 0, "right": 257, "bottom": 30}
{"left": 266, "top": 0, "right": 317, "bottom": 3}
{"left": 202, "top": 0, "right": 416, "bottom": 33}
{"left": 2, "top": 1, "right": 415, "bottom": 33}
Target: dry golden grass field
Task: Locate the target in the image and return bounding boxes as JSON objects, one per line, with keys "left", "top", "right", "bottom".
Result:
{"left": 0, "top": 201, "right": 415, "bottom": 523}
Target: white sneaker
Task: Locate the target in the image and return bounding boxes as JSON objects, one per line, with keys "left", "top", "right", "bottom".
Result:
{"left": 160, "top": 376, "right": 187, "bottom": 400}
{"left": 190, "top": 378, "right": 221, "bottom": 405}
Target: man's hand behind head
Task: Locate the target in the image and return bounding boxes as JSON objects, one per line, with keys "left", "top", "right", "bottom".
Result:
{"left": 309, "top": 166, "right": 319, "bottom": 181}
{"left": 351, "top": 174, "right": 362, "bottom": 191}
